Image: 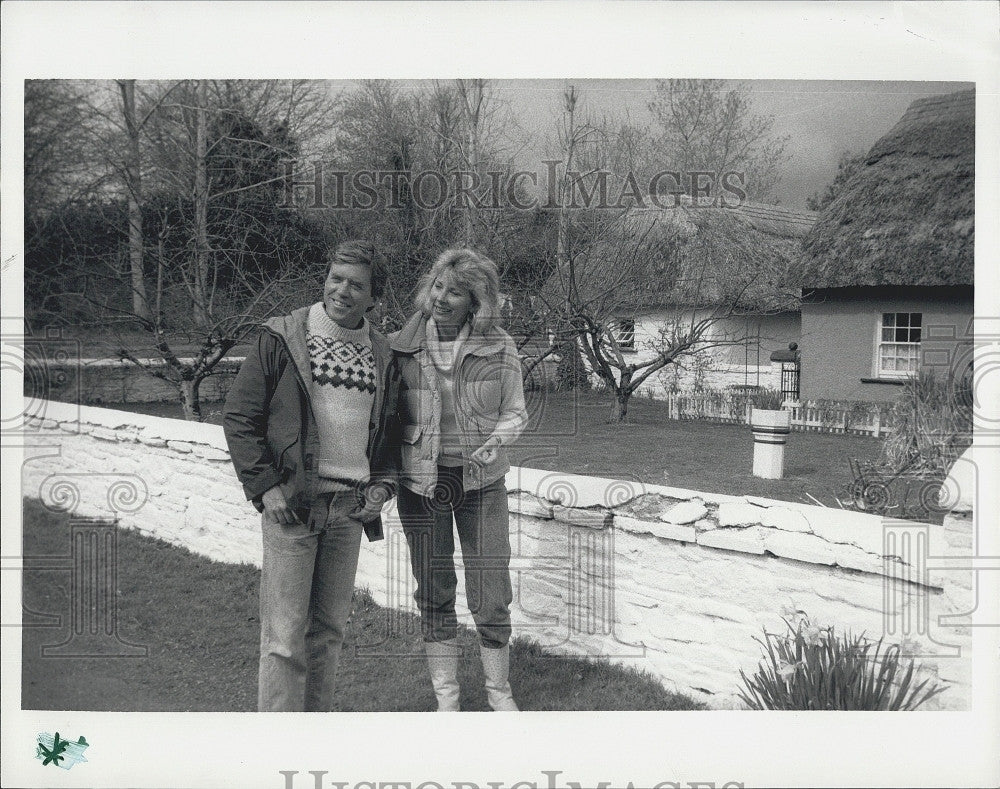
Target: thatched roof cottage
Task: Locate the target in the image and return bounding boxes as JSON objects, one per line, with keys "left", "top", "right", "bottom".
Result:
{"left": 542, "top": 199, "right": 817, "bottom": 394}
{"left": 797, "top": 88, "right": 974, "bottom": 402}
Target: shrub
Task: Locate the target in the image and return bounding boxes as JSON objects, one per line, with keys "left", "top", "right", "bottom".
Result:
{"left": 880, "top": 369, "right": 971, "bottom": 475}
{"left": 840, "top": 372, "right": 971, "bottom": 519}
{"left": 554, "top": 341, "right": 592, "bottom": 392}
{"left": 520, "top": 358, "right": 546, "bottom": 392}
{"left": 723, "top": 386, "right": 757, "bottom": 420}
{"left": 738, "top": 617, "right": 947, "bottom": 710}
{"left": 690, "top": 354, "right": 713, "bottom": 393}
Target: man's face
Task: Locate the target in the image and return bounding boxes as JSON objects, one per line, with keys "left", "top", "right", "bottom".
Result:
{"left": 323, "top": 262, "right": 374, "bottom": 329}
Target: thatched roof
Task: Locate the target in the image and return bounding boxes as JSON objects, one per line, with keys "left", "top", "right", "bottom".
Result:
{"left": 799, "top": 89, "right": 974, "bottom": 288}
{"left": 542, "top": 200, "right": 816, "bottom": 315}
{"left": 727, "top": 201, "right": 817, "bottom": 239}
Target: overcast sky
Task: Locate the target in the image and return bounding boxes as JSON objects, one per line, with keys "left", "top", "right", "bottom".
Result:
{"left": 357, "top": 78, "right": 972, "bottom": 211}
{"left": 492, "top": 79, "right": 973, "bottom": 210}
{"left": 501, "top": 80, "right": 972, "bottom": 208}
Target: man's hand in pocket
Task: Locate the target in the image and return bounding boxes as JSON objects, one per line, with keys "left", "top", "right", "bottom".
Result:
{"left": 261, "top": 485, "right": 302, "bottom": 526}
{"left": 349, "top": 483, "right": 391, "bottom": 522}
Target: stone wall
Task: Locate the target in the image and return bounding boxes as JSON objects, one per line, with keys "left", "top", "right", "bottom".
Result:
{"left": 20, "top": 401, "right": 973, "bottom": 709}
{"left": 29, "top": 358, "right": 241, "bottom": 405}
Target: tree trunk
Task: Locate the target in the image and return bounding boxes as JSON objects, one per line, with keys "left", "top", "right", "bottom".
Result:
{"left": 462, "top": 100, "right": 478, "bottom": 246}
{"left": 609, "top": 368, "right": 634, "bottom": 422}
{"left": 457, "top": 79, "right": 486, "bottom": 246}
{"left": 118, "top": 80, "right": 152, "bottom": 324}
{"left": 191, "top": 80, "right": 210, "bottom": 328}
{"left": 557, "top": 87, "right": 577, "bottom": 291}
{"left": 178, "top": 377, "right": 203, "bottom": 422}
{"left": 610, "top": 387, "right": 631, "bottom": 422}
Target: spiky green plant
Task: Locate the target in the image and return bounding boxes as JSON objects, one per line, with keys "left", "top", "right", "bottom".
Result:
{"left": 738, "top": 618, "right": 948, "bottom": 710}
{"left": 880, "top": 369, "right": 971, "bottom": 475}
{"left": 751, "top": 388, "right": 786, "bottom": 410}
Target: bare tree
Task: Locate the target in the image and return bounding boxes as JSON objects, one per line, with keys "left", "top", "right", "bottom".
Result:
{"left": 117, "top": 79, "right": 153, "bottom": 322}
{"left": 546, "top": 207, "right": 800, "bottom": 421}
{"left": 524, "top": 84, "right": 799, "bottom": 421}
{"left": 29, "top": 79, "right": 336, "bottom": 420}
{"left": 648, "top": 79, "right": 790, "bottom": 202}
{"left": 191, "top": 80, "right": 211, "bottom": 328}
{"left": 455, "top": 79, "right": 487, "bottom": 245}
{"left": 322, "top": 79, "right": 534, "bottom": 329}
{"left": 120, "top": 80, "right": 334, "bottom": 419}
{"left": 70, "top": 80, "right": 184, "bottom": 322}
{"left": 511, "top": 85, "right": 638, "bottom": 387}
{"left": 24, "top": 80, "right": 117, "bottom": 252}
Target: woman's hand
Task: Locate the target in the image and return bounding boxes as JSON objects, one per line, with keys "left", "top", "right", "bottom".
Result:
{"left": 470, "top": 436, "right": 501, "bottom": 467}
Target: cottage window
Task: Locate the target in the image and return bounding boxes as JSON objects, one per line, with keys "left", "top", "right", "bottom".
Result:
{"left": 612, "top": 318, "right": 636, "bottom": 351}
{"left": 877, "top": 312, "right": 921, "bottom": 377}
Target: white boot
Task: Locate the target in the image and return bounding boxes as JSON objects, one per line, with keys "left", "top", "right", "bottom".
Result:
{"left": 480, "top": 644, "right": 519, "bottom": 711}
{"left": 425, "top": 639, "right": 461, "bottom": 711}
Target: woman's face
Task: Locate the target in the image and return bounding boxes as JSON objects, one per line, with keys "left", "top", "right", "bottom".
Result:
{"left": 429, "top": 271, "right": 474, "bottom": 327}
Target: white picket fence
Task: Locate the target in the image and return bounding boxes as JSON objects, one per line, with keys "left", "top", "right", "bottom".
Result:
{"left": 787, "top": 400, "right": 893, "bottom": 438}
{"left": 663, "top": 392, "right": 894, "bottom": 438}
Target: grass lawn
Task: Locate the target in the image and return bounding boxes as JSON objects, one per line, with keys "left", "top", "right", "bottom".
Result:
{"left": 20, "top": 498, "right": 702, "bottom": 712}
{"left": 512, "top": 390, "right": 883, "bottom": 509}
{"left": 115, "top": 389, "right": 881, "bottom": 509}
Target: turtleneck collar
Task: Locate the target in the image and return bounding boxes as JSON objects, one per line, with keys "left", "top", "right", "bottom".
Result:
{"left": 425, "top": 316, "right": 470, "bottom": 373}
{"left": 309, "top": 301, "right": 369, "bottom": 342}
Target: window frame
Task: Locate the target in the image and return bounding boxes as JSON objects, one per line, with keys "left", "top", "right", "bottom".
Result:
{"left": 874, "top": 311, "right": 922, "bottom": 379}
{"left": 612, "top": 317, "right": 636, "bottom": 352}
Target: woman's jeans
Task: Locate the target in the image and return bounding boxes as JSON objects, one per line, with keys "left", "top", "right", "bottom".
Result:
{"left": 397, "top": 465, "right": 513, "bottom": 649}
{"left": 258, "top": 491, "right": 364, "bottom": 711}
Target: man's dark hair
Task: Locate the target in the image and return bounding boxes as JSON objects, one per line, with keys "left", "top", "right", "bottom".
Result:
{"left": 329, "top": 239, "right": 386, "bottom": 299}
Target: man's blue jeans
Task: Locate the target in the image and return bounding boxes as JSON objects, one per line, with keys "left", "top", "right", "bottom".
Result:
{"left": 258, "top": 491, "right": 363, "bottom": 711}
{"left": 397, "top": 465, "right": 513, "bottom": 649}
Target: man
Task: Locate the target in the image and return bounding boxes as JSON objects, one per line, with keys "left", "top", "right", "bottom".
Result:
{"left": 224, "top": 240, "right": 398, "bottom": 711}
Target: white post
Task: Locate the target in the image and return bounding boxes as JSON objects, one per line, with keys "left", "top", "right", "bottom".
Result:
{"left": 751, "top": 408, "right": 792, "bottom": 479}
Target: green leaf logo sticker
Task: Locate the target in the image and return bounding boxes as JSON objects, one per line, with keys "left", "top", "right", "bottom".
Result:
{"left": 36, "top": 732, "right": 89, "bottom": 769}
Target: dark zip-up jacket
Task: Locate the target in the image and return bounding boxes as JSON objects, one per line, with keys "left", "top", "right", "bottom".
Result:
{"left": 223, "top": 305, "right": 400, "bottom": 541}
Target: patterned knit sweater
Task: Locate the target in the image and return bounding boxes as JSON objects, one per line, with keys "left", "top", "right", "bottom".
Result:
{"left": 306, "top": 302, "right": 376, "bottom": 491}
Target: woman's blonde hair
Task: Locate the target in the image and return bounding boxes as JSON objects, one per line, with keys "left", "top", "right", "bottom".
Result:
{"left": 414, "top": 248, "right": 501, "bottom": 334}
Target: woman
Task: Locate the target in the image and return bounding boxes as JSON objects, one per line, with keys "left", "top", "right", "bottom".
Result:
{"left": 390, "top": 248, "right": 528, "bottom": 711}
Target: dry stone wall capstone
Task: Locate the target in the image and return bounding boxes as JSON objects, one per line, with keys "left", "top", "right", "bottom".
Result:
{"left": 20, "top": 401, "right": 973, "bottom": 709}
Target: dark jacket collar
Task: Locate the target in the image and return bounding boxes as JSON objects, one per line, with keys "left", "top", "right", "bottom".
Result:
{"left": 264, "top": 305, "right": 313, "bottom": 390}
{"left": 390, "top": 311, "right": 506, "bottom": 357}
